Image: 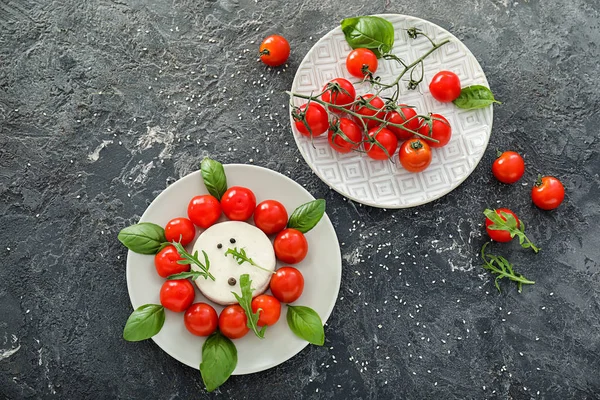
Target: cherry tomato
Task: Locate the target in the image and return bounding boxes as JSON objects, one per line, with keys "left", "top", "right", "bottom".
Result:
{"left": 485, "top": 208, "right": 519, "bottom": 243}
{"left": 385, "top": 105, "right": 420, "bottom": 141}
{"left": 270, "top": 267, "right": 304, "bottom": 303}
{"left": 273, "top": 228, "right": 308, "bottom": 264}
{"left": 346, "top": 48, "right": 378, "bottom": 78}
{"left": 154, "top": 245, "right": 189, "bottom": 278}
{"left": 254, "top": 200, "right": 288, "bottom": 235}
{"left": 429, "top": 71, "right": 461, "bottom": 102}
{"left": 531, "top": 176, "right": 565, "bottom": 210}
{"left": 251, "top": 294, "right": 281, "bottom": 326}
{"left": 220, "top": 186, "right": 256, "bottom": 221}
{"left": 187, "top": 195, "right": 221, "bottom": 229}
{"left": 259, "top": 35, "right": 290, "bottom": 67}
{"left": 492, "top": 151, "right": 525, "bottom": 184}
{"left": 328, "top": 117, "right": 364, "bottom": 154}
{"left": 353, "top": 94, "right": 386, "bottom": 130}
{"left": 159, "top": 279, "right": 195, "bottom": 313}
{"left": 293, "top": 103, "right": 329, "bottom": 137}
{"left": 418, "top": 114, "right": 451, "bottom": 148}
{"left": 164, "top": 217, "right": 196, "bottom": 246}
{"left": 184, "top": 302, "right": 218, "bottom": 336}
{"left": 218, "top": 305, "right": 249, "bottom": 339}
{"left": 399, "top": 138, "right": 432, "bottom": 173}
{"left": 321, "top": 78, "right": 356, "bottom": 112}
{"left": 364, "top": 127, "right": 398, "bottom": 160}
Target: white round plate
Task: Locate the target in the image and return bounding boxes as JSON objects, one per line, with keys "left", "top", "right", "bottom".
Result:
{"left": 290, "top": 14, "right": 493, "bottom": 208}
{"left": 126, "top": 164, "right": 342, "bottom": 374}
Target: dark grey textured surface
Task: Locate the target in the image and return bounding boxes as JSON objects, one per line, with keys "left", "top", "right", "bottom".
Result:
{"left": 1, "top": 0, "right": 600, "bottom": 399}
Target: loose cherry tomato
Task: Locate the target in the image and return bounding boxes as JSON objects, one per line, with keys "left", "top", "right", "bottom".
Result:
{"left": 218, "top": 305, "right": 249, "bottom": 339}
{"left": 293, "top": 103, "right": 329, "bottom": 137}
{"left": 251, "top": 294, "right": 281, "bottom": 326}
{"left": 220, "top": 186, "right": 256, "bottom": 221}
{"left": 429, "top": 71, "right": 461, "bottom": 102}
{"left": 346, "top": 48, "right": 378, "bottom": 78}
{"left": 531, "top": 176, "right": 565, "bottom": 210}
{"left": 353, "top": 94, "right": 386, "bottom": 130}
{"left": 273, "top": 228, "right": 308, "bottom": 264}
{"left": 328, "top": 117, "right": 364, "bottom": 154}
{"left": 364, "top": 127, "right": 398, "bottom": 160}
{"left": 492, "top": 151, "right": 525, "bottom": 184}
{"left": 270, "top": 267, "right": 304, "bottom": 303}
{"left": 485, "top": 208, "right": 519, "bottom": 243}
{"left": 188, "top": 195, "right": 221, "bottom": 228}
{"left": 184, "top": 302, "right": 218, "bottom": 336}
{"left": 385, "top": 105, "right": 420, "bottom": 141}
{"left": 399, "top": 138, "right": 432, "bottom": 173}
{"left": 259, "top": 35, "right": 290, "bottom": 67}
{"left": 418, "top": 114, "right": 451, "bottom": 148}
{"left": 159, "top": 279, "right": 195, "bottom": 313}
{"left": 164, "top": 217, "right": 196, "bottom": 246}
{"left": 154, "top": 245, "right": 189, "bottom": 278}
{"left": 321, "top": 78, "right": 356, "bottom": 112}
{"left": 254, "top": 200, "right": 288, "bottom": 235}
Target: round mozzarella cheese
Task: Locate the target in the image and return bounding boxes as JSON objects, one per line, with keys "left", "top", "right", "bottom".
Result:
{"left": 191, "top": 221, "right": 276, "bottom": 305}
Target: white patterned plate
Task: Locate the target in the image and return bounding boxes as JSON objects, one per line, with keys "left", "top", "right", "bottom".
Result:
{"left": 289, "top": 14, "right": 493, "bottom": 208}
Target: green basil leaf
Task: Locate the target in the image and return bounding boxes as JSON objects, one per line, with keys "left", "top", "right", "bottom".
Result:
{"left": 123, "top": 304, "right": 165, "bottom": 342}
{"left": 201, "top": 157, "right": 228, "bottom": 200}
{"left": 117, "top": 222, "right": 166, "bottom": 255}
{"left": 287, "top": 199, "right": 326, "bottom": 233}
{"left": 231, "top": 274, "right": 266, "bottom": 338}
{"left": 453, "top": 85, "right": 501, "bottom": 109}
{"left": 286, "top": 305, "right": 325, "bottom": 346}
{"left": 341, "top": 16, "right": 395, "bottom": 58}
{"left": 200, "top": 331, "right": 237, "bottom": 392}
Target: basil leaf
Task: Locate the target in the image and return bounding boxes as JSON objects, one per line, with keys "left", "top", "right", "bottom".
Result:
{"left": 200, "top": 332, "right": 237, "bottom": 392}
{"left": 453, "top": 85, "right": 501, "bottom": 109}
{"left": 341, "top": 16, "right": 395, "bottom": 58}
{"left": 123, "top": 304, "right": 165, "bottom": 342}
{"left": 287, "top": 199, "right": 326, "bottom": 233}
{"left": 117, "top": 222, "right": 166, "bottom": 255}
{"left": 286, "top": 305, "right": 325, "bottom": 346}
{"left": 231, "top": 274, "right": 266, "bottom": 339}
{"left": 201, "top": 157, "right": 228, "bottom": 200}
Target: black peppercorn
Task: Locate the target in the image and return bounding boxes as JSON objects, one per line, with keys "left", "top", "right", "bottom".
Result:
{"left": 230, "top": 238, "right": 236, "bottom": 244}
{"left": 228, "top": 277, "right": 236, "bottom": 286}
{"left": 217, "top": 243, "right": 222, "bottom": 249}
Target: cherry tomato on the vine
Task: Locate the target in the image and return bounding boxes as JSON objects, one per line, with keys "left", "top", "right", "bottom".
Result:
{"left": 184, "top": 302, "right": 218, "bottom": 337}
{"left": 273, "top": 228, "right": 308, "bottom": 264}
{"left": 346, "top": 48, "right": 378, "bottom": 78}
{"left": 321, "top": 78, "right": 356, "bottom": 112}
{"left": 399, "top": 138, "right": 432, "bottom": 173}
{"left": 188, "top": 195, "right": 221, "bottom": 229}
{"left": 353, "top": 94, "right": 386, "bottom": 130}
{"left": 531, "top": 176, "right": 565, "bottom": 210}
{"left": 293, "top": 103, "right": 329, "bottom": 137}
{"left": 485, "top": 208, "right": 519, "bottom": 243}
{"left": 385, "top": 105, "right": 420, "bottom": 141}
{"left": 251, "top": 294, "right": 281, "bottom": 327}
{"left": 154, "top": 245, "right": 189, "bottom": 278}
{"left": 259, "top": 35, "right": 290, "bottom": 67}
{"left": 164, "top": 217, "right": 196, "bottom": 246}
{"left": 219, "top": 305, "right": 249, "bottom": 339}
{"left": 159, "top": 279, "right": 195, "bottom": 313}
{"left": 418, "top": 114, "right": 451, "bottom": 148}
{"left": 364, "top": 127, "right": 398, "bottom": 160}
{"left": 429, "top": 70, "right": 462, "bottom": 102}
{"left": 270, "top": 266, "right": 304, "bottom": 304}
{"left": 328, "top": 117, "right": 364, "bottom": 154}
{"left": 254, "top": 200, "right": 288, "bottom": 235}
{"left": 220, "top": 186, "right": 256, "bottom": 221}
{"left": 492, "top": 151, "right": 525, "bottom": 184}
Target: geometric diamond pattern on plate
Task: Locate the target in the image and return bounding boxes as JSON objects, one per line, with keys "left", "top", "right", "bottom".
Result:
{"left": 396, "top": 173, "right": 424, "bottom": 195}
{"left": 295, "top": 67, "right": 319, "bottom": 94}
{"left": 370, "top": 178, "right": 399, "bottom": 201}
{"left": 441, "top": 40, "right": 467, "bottom": 63}
{"left": 316, "top": 162, "right": 343, "bottom": 184}
{"left": 346, "top": 182, "right": 374, "bottom": 203}
{"left": 340, "top": 158, "right": 368, "bottom": 182}
{"left": 444, "top": 160, "right": 471, "bottom": 183}
{"left": 422, "top": 167, "right": 448, "bottom": 191}
{"left": 366, "top": 159, "right": 393, "bottom": 177}
{"left": 313, "top": 42, "right": 337, "bottom": 65}
{"left": 463, "top": 130, "right": 488, "bottom": 156}
{"left": 313, "top": 140, "right": 335, "bottom": 161}
{"left": 440, "top": 135, "right": 466, "bottom": 163}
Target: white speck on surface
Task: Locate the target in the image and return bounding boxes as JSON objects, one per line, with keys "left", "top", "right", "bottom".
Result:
{"left": 87, "top": 140, "right": 113, "bottom": 162}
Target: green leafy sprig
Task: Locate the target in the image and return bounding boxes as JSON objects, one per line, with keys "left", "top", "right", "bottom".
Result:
{"left": 172, "top": 242, "right": 215, "bottom": 281}
{"left": 232, "top": 274, "right": 266, "bottom": 339}
{"left": 481, "top": 242, "right": 535, "bottom": 293}
{"left": 484, "top": 209, "right": 540, "bottom": 253}
{"left": 225, "top": 247, "right": 274, "bottom": 274}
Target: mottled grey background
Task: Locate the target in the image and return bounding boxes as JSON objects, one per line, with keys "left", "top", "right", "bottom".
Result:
{"left": 1, "top": 0, "right": 599, "bottom": 399}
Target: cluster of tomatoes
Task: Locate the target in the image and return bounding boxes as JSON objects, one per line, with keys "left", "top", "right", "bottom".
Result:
{"left": 152, "top": 186, "right": 308, "bottom": 340}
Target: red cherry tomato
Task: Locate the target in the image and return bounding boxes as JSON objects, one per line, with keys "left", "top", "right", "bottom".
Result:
{"left": 251, "top": 294, "right": 281, "bottom": 326}
{"left": 269, "top": 267, "right": 304, "bottom": 303}
{"left": 353, "top": 94, "right": 386, "bottom": 130}
{"left": 346, "top": 48, "right": 378, "bottom": 78}
{"left": 254, "top": 200, "right": 288, "bottom": 235}
{"left": 321, "top": 78, "right": 356, "bottom": 112}
{"left": 184, "top": 302, "right": 218, "bottom": 336}
{"left": 218, "top": 305, "right": 250, "bottom": 339}
{"left": 492, "top": 151, "right": 525, "bottom": 184}
{"left": 385, "top": 105, "right": 419, "bottom": 141}
{"left": 398, "top": 138, "right": 432, "bottom": 173}
{"left": 429, "top": 71, "right": 461, "bottom": 102}
{"left": 164, "top": 217, "right": 196, "bottom": 246}
{"left": 259, "top": 35, "right": 290, "bottom": 67}
{"left": 418, "top": 114, "right": 452, "bottom": 148}
{"left": 187, "top": 195, "right": 221, "bottom": 229}
{"left": 154, "top": 245, "right": 189, "bottom": 278}
{"left": 328, "top": 117, "right": 364, "bottom": 154}
{"left": 364, "top": 127, "right": 398, "bottom": 160}
{"left": 485, "top": 208, "right": 519, "bottom": 243}
{"left": 531, "top": 176, "right": 565, "bottom": 210}
{"left": 159, "top": 279, "right": 195, "bottom": 313}
{"left": 220, "top": 186, "right": 256, "bottom": 221}
{"left": 273, "top": 228, "right": 308, "bottom": 264}
{"left": 293, "top": 103, "right": 329, "bottom": 137}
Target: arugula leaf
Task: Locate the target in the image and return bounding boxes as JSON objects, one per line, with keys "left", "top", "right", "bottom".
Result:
{"left": 172, "top": 242, "right": 215, "bottom": 281}
{"left": 231, "top": 274, "right": 266, "bottom": 339}
{"left": 123, "top": 304, "right": 165, "bottom": 342}
{"left": 481, "top": 242, "right": 535, "bottom": 293}
{"left": 200, "top": 332, "right": 237, "bottom": 392}
{"left": 225, "top": 247, "right": 274, "bottom": 274}
{"left": 166, "top": 271, "right": 206, "bottom": 281}
{"left": 484, "top": 209, "right": 540, "bottom": 253}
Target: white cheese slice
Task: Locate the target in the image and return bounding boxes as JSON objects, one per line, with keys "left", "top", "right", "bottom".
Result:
{"left": 191, "top": 221, "right": 276, "bottom": 305}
